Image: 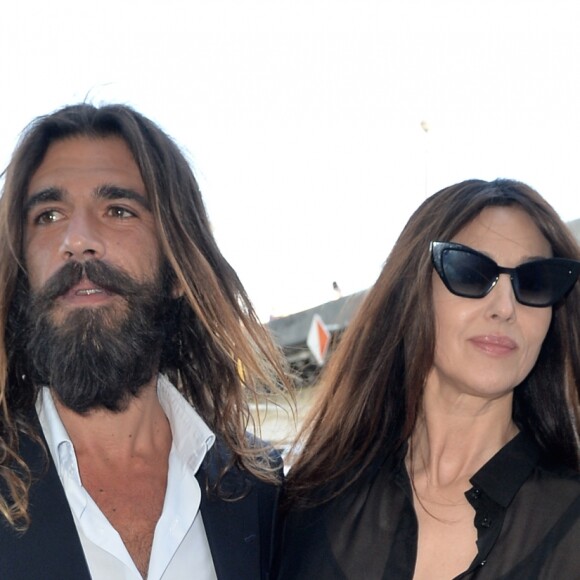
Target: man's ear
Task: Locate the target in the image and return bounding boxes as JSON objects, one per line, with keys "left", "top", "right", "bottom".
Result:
{"left": 166, "top": 263, "right": 184, "bottom": 299}
{"left": 171, "top": 280, "right": 185, "bottom": 299}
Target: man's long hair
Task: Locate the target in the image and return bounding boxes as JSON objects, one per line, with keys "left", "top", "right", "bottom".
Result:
{"left": 0, "top": 103, "right": 292, "bottom": 529}
{"left": 285, "top": 179, "right": 580, "bottom": 507}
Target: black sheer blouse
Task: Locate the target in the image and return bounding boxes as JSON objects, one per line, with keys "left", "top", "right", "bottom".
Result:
{"left": 275, "top": 432, "right": 580, "bottom": 579}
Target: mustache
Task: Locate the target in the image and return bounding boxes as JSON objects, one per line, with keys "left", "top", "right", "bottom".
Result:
{"left": 34, "top": 260, "right": 143, "bottom": 303}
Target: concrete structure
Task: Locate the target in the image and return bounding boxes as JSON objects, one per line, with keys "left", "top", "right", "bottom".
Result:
{"left": 267, "top": 290, "right": 366, "bottom": 384}
{"left": 568, "top": 218, "right": 580, "bottom": 241}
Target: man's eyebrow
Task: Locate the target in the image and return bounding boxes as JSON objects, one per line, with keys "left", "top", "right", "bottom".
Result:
{"left": 95, "top": 185, "right": 152, "bottom": 211}
{"left": 24, "top": 187, "right": 63, "bottom": 215}
{"left": 24, "top": 185, "right": 152, "bottom": 215}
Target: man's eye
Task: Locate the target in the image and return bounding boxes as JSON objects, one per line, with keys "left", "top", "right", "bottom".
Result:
{"left": 34, "top": 210, "right": 61, "bottom": 225}
{"left": 108, "top": 206, "right": 136, "bottom": 219}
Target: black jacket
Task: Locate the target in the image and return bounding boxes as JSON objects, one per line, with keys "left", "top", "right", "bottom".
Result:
{"left": 0, "top": 427, "right": 281, "bottom": 579}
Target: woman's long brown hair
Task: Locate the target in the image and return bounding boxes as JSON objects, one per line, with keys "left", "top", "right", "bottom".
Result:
{"left": 285, "top": 178, "right": 580, "bottom": 508}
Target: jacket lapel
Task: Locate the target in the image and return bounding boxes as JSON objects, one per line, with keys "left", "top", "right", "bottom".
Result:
{"left": 199, "top": 474, "right": 263, "bottom": 580}
{"left": 0, "top": 432, "right": 91, "bottom": 579}
{"left": 197, "top": 438, "right": 278, "bottom": 580}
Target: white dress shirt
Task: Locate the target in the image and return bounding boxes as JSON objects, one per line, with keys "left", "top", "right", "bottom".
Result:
{"left": 36, "top": 375, "right": 218, "bottom": 580}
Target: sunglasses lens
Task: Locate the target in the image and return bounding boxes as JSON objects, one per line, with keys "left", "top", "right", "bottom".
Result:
{"left": 515, "top": 260, "right": 578, "bottom": 306}
{"left": 441, "top": 248, "right": 497, "bottom": 298}
{"left": 433, "top": 241, "right": 580, "bottom": 306}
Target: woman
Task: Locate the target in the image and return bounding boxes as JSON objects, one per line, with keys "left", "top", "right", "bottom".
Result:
{"left": 275, "top": 179, "right": 580, "bottom": 579}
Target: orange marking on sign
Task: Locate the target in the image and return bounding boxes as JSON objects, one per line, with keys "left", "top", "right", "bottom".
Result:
{"left": 317, "top": 320, "right": 330, "bottom": 358}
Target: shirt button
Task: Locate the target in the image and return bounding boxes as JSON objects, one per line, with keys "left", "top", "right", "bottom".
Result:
{"left": 469, "top": 488, "right": 482, "bottom": 500}
{"left": 481, "top": 516, "right": 492, "bottom": 528}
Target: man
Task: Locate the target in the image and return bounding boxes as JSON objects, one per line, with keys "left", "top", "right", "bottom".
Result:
{"left": 0, "top": 103, "right": 290, "bottom": 579}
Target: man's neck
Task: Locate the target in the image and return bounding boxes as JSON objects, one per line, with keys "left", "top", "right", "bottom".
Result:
{"left": 51, "top": 377, "right": 173, "bottom": 577}
{"left": 52, "top": 378, "right": 172, "bottom": 462}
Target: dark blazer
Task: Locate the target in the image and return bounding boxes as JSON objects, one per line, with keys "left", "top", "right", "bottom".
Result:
{"left": 0, "top": 429, "right": 281, "bottom": 580}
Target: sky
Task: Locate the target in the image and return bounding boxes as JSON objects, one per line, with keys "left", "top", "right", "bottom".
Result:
{"left": 2, "top": 1, "right": 579, "bottom": 320}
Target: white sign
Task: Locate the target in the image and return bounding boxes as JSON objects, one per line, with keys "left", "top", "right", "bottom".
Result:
{"left": 307, "top": 314, "right": 331, "bottom": 366}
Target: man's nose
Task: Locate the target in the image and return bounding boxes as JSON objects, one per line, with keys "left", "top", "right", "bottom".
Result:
{"left": 59, "top": 211, "right": 106, "bottom": 261}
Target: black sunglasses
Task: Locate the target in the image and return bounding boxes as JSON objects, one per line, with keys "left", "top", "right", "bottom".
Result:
{"left": 431, "top": 241, "right": 580, "bottom": 307}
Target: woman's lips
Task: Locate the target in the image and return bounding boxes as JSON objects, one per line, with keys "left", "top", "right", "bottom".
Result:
{"left": 469, "top": 335, "right": 518, "bottom": 356}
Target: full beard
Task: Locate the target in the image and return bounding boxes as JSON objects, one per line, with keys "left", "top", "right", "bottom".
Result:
{"left": 23, "top": 260, "right": 174, "bottom": 414}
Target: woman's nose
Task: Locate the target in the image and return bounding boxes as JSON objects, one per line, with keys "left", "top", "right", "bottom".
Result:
{"left": 486, "top": 274, "right": 517, "bottom": 321}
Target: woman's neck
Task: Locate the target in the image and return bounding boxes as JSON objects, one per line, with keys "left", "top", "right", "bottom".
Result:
{"left": 408, "top": 388, "right": 518, "bottom": 487}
